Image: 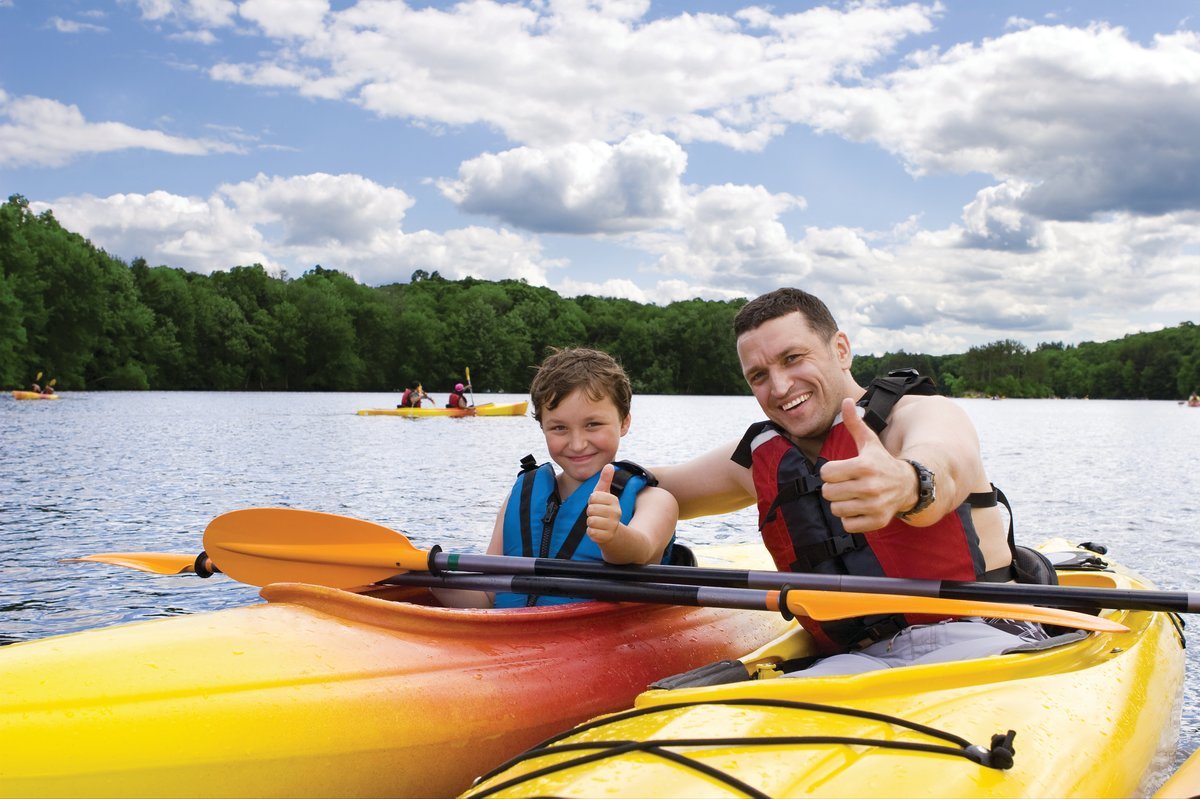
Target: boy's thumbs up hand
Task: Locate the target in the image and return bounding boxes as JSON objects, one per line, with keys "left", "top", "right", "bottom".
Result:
{"left": 819, "top": 398, "right": 918, "bottom": 532}
{"left": 587, "top": 464, "right": 621, "bottom": 545}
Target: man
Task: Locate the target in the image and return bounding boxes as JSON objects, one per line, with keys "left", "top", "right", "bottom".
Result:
{"left": 654, "top": 288, "right": 1048, "bottom": 676}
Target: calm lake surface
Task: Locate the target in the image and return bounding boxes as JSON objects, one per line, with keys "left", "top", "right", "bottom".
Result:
{"left": 3, "top": 392, "right": 1199, "bottom": 766}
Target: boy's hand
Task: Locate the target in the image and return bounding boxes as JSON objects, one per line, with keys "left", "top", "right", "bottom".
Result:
{"left": 586, "top": 464, "right": 621, "bottom": 545}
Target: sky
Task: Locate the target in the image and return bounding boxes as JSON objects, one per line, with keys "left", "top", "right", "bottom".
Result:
{"left": 2, "top": 1, "right": 1199, "bottom": 356}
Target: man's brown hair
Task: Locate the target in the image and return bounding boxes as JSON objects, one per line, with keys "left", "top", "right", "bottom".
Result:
{"left": 733, "top": 287, "right": 838, "bottom": 340}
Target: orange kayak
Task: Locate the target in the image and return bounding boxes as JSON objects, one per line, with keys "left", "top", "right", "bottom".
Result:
{"left": 11, "top": 390, "right": 59, "bottom": 400}
{"left": 0, "top": 544, "right": 787, "bottom": 798}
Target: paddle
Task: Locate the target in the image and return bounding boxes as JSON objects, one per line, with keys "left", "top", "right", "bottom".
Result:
{"left": 70, "top": 507, "right": 1193, "bottom": 622}
{"left": 201, "top": 508, "right": 1197, "bottom": 616}
{"left": 376, "top": 571, "right": 1127, "bottom": 630}
{"left": 465, "top": 366, "right": 476, "bottom": 407}
{"left": 63, "top": 552, "right": 219, "bottom": 576}
{"left": 200, "top": 508, "right": 1125, "bottom": 631}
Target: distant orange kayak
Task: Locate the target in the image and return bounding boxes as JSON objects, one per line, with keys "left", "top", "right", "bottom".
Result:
{"left": 11, "top": 390, "right": 59, "bottom": 401}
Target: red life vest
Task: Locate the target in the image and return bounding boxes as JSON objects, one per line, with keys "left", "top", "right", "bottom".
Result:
{"left": 446, "top": 392, "right": 463, "bottom": 408}
{"left": 734, "top": 370, "right": 994, "bottom": 653}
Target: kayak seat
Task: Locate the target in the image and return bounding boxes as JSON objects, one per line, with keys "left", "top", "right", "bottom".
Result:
{"left": 649, "top": 659, "right": 752, "bottom": 690}
{"left": 1014, "top": 545, "right": 1059, "bottom": 585}
{"left": 666, "top": 543, "right": 697, "bottom": 567}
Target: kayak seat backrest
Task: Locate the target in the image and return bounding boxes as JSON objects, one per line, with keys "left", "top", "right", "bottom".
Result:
{"left": 1014, "top": 546, "right": 1059, "bottom": 585}
{"left": 667, "top": 543, "right": 697, "bottom": 567}
{"left": 649, "top": 659, "right": 752, "bottom": 690}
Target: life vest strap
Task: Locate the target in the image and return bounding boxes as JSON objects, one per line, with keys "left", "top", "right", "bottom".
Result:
{"left": 788, "top": 532, "right": 867, "bottom": 573}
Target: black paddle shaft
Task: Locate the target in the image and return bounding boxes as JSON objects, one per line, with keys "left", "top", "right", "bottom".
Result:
{"left": 433, "top": 551, "right": 1200, "bottom": 614}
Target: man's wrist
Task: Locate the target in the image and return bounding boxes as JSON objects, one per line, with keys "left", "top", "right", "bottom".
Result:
{"left": 897, "top": 459, "right": 936, "bottom": 519}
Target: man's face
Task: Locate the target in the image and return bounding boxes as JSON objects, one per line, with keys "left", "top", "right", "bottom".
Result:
{"left": 736, "top": 312, "right": 851, "bottom": 446}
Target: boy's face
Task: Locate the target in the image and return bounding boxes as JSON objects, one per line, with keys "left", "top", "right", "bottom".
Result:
{"left": 540, "top": 387, "right": 630, "bottom": 489}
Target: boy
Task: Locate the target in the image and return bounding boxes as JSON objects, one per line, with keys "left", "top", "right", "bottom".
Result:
{"left": 439, "top": 348, "right": 679, "bottom": 608}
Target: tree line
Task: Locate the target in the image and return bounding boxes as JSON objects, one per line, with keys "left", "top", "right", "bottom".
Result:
{"left": 2, "top": 194, "right": 1197, "bottom": 398}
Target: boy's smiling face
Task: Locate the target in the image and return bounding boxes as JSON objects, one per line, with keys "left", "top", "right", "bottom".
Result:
{"left": 540, "top": 387, "right": 630, "bottom": 492}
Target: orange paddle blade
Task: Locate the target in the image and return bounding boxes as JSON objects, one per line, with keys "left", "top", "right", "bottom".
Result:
{"left": 775, "top": 589, "right": 1127, "bottom": 633}
{"left": 62, "top": 552, "right": 198, "bottom": 575}
{"left": 203, "top": 508, "right": 429, "bottom": 588}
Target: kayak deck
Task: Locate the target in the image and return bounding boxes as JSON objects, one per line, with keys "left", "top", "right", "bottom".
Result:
{"left": 0, "top": 542, "right": 786, "bottom": 798}
{"left": 356, "top": 400, "right": 528, "bottom": 418}
{"left": 462, "top": 547, "right": 1186, "bottom": 799}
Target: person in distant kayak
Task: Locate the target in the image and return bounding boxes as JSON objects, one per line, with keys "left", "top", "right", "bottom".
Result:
{"left": 399, "top": 381, "right": 429, "bottom": 408}
{"left": 653, "top": 288, "right": 1053, "bottom": 677}
{"left": 435, "top": 348, "right": 680, "bottom": 608}
{"left": 446, "top": 382, "right": 472, "bottom": 409}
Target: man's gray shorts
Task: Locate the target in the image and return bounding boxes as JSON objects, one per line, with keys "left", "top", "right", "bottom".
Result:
{"left": 785, "top": 618, "right": 1049, "bottom": 678}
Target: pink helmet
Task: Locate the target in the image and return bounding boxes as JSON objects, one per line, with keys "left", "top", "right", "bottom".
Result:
{"left": 455, "top": 383, "right": 465, "bottom": 392}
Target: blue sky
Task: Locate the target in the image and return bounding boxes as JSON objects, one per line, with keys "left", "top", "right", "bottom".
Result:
{"left": 2, "top": 0, "right": 1199, "bottom": 355}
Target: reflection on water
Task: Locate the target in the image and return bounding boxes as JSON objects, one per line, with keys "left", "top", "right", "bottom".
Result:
{"left": 2, "top": 392, "right": 1198, "bottom": 758}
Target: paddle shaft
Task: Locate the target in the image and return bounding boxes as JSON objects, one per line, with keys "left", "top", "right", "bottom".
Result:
{"left": 382, "top": 571, "right": 1124, "bottom": 631}
{"left": 435, "top": 551, "right": 1200, "bottom": 614}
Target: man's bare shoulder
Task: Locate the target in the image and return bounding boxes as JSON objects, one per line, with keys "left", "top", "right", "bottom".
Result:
{"left": 882, "top": 393, "right": 976, "bottom": 448}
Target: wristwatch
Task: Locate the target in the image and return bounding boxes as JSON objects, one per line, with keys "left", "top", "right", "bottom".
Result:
{"left": 898, "top": 459, "right": 936, "bottom": 519}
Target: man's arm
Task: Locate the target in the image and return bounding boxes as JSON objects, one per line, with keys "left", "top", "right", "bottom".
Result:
{"left": 652, "top": 441, "right": 757, "bottom": 519}
{"left": 820, "top": 396, "right": 986, "bottom": 532}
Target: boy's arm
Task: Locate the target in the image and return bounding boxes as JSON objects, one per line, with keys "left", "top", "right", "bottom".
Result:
{"left": 587, "top": 466, "right": 679, "bottom": 565}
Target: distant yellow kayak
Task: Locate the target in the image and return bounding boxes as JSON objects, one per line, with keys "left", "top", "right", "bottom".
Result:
{"left": 11, "top": 390, "right": 59, "bottom": 401}
{"left": 357, "top": 400, "right": 528, "bottom": 418}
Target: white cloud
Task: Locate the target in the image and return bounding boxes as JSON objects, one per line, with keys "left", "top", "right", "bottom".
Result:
{"left": 786, "top": 24, "right": 1200, "bottom": 220}
{"left": 128, "top": 0, "right": 237, "bottom": 28}
{"left": 30, "top": 173, "right": 559, "bottom": 287}
{"left": 811, "top": 207, "right": 1200, "bottom": 353}
{"left": 238, "top": 0, "right": 329, "bottom": 40}
{"left": 205, "top": 0, "right": 937, "bottom": 149}
{"left": 439, "top": 132, "right": 687, "bottom": 233}
{"left": 50, "top": 16, "right": 108, "bottom": 33}
{"left": 0, "top": 91, "right": 241, "bottom": 167}
{"left": 640, "top": 183, "right": 810, "bottom": 291}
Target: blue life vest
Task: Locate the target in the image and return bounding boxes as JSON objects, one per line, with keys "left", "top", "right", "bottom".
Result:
{"left": 493, "top": 456, "right": 673, "bottom": 608}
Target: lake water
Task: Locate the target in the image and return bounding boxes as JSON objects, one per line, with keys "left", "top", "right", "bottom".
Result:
{"left": 3, "top": 392, "right": 1199, "bottom": 770}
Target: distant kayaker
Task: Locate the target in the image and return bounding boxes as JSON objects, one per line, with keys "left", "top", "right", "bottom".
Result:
{"left": 398, "top": 381, "right": 429, "bottom": 408}
{"left": 435, "top": 348, "right": 679, "bottom": 608}
{"left": 446, "top": 382, "right": 472, "bottom": 409}
{"left": 654, "top": 287, "right": 1054, "bottom": 676}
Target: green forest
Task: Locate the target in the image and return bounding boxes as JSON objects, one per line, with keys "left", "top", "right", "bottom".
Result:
{"left": 2, "top": 194, "right": 1198, "bottom": 399}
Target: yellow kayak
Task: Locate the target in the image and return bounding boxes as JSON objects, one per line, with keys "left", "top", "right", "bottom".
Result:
{"left": 0, "top": 543, "right": 787, "bottom": 799}
{"left": 1156, "top": 747, "right": 1200, "bottom": 798}
{"left": 463, "top": 542, "right": 1187, "bottom": 799}
{"left": 357, "top": 400, "right": 528, "bottom": 418}
{"left": 11, "top": 390, "right": 59, "bottom": 400}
